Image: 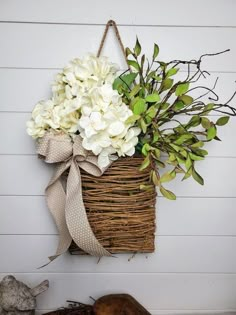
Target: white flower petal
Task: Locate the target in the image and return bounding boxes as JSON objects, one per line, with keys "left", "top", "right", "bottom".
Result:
{"left": 108, "top": 121, "right": 125, "bottom": 136}
{"left": 98, "top": 152, "right": 110, "bottom": 168}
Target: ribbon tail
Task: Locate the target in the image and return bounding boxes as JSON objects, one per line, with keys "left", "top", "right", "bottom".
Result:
{"left": 66, "top": 161, "right": 112, "bottom": 257}
{"left": 45, "top": 164, "right": 72, "bottom": 263}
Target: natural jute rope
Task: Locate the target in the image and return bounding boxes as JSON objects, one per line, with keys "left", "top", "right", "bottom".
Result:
{"left": 96, "top": 19, "right": 131, "bottom": 70}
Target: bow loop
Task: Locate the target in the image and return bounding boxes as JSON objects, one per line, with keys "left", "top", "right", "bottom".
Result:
{"left": 72, "top": 136, "right": 88, "bottom": 162}
{"left": 37, "top": 132, "right": 73, "bottom": 163}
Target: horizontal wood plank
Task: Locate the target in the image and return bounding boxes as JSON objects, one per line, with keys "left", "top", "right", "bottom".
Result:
{"left": 1, "top": 69, "right": 235, "bottom": 113}
{"left": 0, "top": 24, "right": 235, "bottom": 71}
{"left": 1, "top": 0, "right": 236, "bottom": 27}
{"left": 1, "top": 196, "right": 236, "bottom": 236}
{"left": 0, "top": 155, "right": 235, "bottom": 197}
{"left": 0, "top": 68, "right": 57, "bottom": 112}
{"left": 0, "top": 235, "right": 235, "bottom": 273}
{"left": 0, "top": 273, "right": 235, "bottom": 310}
{"left": 0, "top": 112, "right": 235, "bottom": 156}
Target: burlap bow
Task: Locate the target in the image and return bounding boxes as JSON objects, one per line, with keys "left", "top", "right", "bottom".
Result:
{"left": 37, "top": 132, "right": 112, "bottom": 263}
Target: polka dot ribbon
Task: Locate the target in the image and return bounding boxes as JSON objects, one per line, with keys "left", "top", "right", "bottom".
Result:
{"left": 37, "top": 132, "right": 112, "bottom": 264}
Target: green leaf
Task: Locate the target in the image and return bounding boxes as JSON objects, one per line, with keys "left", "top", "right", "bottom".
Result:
{"left": 152, "top": 132, "right": 159, "bottom": 143}
{"left": 176, "top": 156, "right": 186, "bottom": 164}
{"left": 160, "top": 171, "right": 176, "bottom": 183}
{"left": 175, "top": 134, "right": 193, "bottom": 145}
{"left": 140, "top": 118, "right": 147, "bottom": 133}
{"left": 153, "top": 43, "right": 159, "bottom": 60}
{"left": 133, "top": 99, "right": 147, "bottom": 115}
{"left": 170, "top": 143, "right": 181, "bottom": 152}
{"left": 216, "top": 116, "right": 230, "bottom": 126}
{"left": 174, "top": 125, "right": 186, "bottom": 134}
{"left": 112, "top": 78, "right": 122, "bottom": 91}
{"left": 125, "top": 114, "right": 140, "bottom": 124}
{"left": 139, "top": 155, "right": 150, "bottom": 171}
{"left": 160, "top": 78, "right": 174, "bottom": 92}
{"left": 201, "top": 103, "right": 214, "bottom": 116}
{"left": 182, "top": 167, "right": 192, "bottom": 181}
{"left": 170, "top": 143, "right": 182, "bottom": 152}
{"left": 187, "top": 116, "right": 201, "bottom": 128}
{"left": 113, "top": 72, "right": 138, "bottom": 91}
{"left": 156, "top": 159, "right": 165, "bottom": 168}
{"left": 153, "top": 148, "right": 161, "bottom": 158}
{"left": 180, "top": 149, "right": 187, "bottom": 158}
{"left": 145, "top": 93, "right": 160, "bottom": 103}
{"left": 178, "top": 95, "right": 193, "bottom": 105}
{"left": 191, "top": 141, "right": 204, "bottom": 148}
{"left": 147, "top": 71, "right": 162, "bottom": 82}
{"left": 146, "top": 70, "right": 156, "bottom": 81}
{"left": 127, "top": 60, "right": 140, "bottom": 71}
{"left": 173, "top": 101, "right": 185, "bottom": 111}
{"left": 159, "top": 61, "right": 167, "bottom": 71}
{"left": 160, "top": 103, "right": 169, "bottom": 111}
{"left": 129, "top": 84, "right": 140, "bottom": 98}
{"left": 185, "top": 154, "right": 192, "bottom": 170}
{"left": 175, "top": 166, "right": 185, "bottom": 173}
{"left": 189, "top": 153, "right": 204, "bottom": 161}
{"left": 146, "top": 105, "right": 158, "bottom": 119}
{"left": 192, "top": 148, "right": 208, "bottom": 157}
{"left": 152, "top": 171, "right": 160, "bottom": 186}
{"left": 160, "top": 186, "right": 176, "bottom": 200}
{"left": 166, "top": 67, "right": 179, "bottom": 78}
{"left": 141, "top": 54, "right": 146, "bottom": 71}
{"left": 175, "top": 82, "right": 190, "bottom": 96}
{"left": 122, "top": 72, "right": 138, "bottom": 86}
{"left": 201, "top": 117, "right": 211, "bottom": 129}
{"left": 140, "top": 184, "right": 153, "bottom": 191}
{"left": 192, "top": 167, "right": 204, "bottom": 185}
{"left": 207, "top": 125, "right": 217, "bottom": 140}
{"left": 134, "top": 37, "right": 141, "bottom": 56}
{"left": 142, "top": 143, "right": 151, "bottom": 156}
{"left": 152, "top": 74, "right": 162, "bottom": 81}
{"left": 125, "top": 47, "right": 133, "bottom": 57}
{"left": 168, "top": 153, "right": 176, "bottom": 162}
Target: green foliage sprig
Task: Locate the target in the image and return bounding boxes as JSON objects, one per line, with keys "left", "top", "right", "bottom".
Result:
{"left": 113, "top": 39, "right": 236, "bottom": 199}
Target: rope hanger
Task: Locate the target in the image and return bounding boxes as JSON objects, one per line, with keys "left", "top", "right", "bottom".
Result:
{"left": 97, "top": 20, "right": 130, "bottom": 69}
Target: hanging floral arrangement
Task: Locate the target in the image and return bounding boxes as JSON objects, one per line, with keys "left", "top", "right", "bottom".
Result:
{"left": 27, "top": 20, "right": 236, "bottom": 263}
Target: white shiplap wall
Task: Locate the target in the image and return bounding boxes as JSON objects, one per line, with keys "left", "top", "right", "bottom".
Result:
{"left": 0, "top": 0, "right": 236, "bottom": 314}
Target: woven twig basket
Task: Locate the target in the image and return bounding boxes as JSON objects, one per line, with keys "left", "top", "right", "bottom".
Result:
{"left": 69, "top": 156, "right": 156, "bottom": 255}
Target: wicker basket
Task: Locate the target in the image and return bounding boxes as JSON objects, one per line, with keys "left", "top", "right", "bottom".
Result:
{"left": 69, "top": 156, "right": 156, "bottom": 255}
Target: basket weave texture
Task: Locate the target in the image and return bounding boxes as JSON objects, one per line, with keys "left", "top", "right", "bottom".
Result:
{"left": 69, "top": 156, "right": 156, "bottom": 254}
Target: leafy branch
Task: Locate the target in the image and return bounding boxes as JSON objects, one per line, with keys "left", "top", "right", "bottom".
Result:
{"left": 112, "top": 39, "right": 236, "bottom": 200}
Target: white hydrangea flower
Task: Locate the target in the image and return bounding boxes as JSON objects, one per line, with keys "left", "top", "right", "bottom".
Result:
{"left": 82, "top": 132, "right": 112, "bottom": 155}
{"left": 26, "top": 98, "right": 81, "bottom": 138}
{"left": 26, "top": 100, "right": 57, "bottom": 138}
{"left": 26, "top": 119, "right": 46, "bottom": 139}
{"left": 31, "top": 99, "right": 55, "bottom": 126}
{"left": 27, "top": 54, "right": 141, "bottom": 167}
{"left": 77, "top": 84, "right": 141, "bottom": 168}
{"left": 79, "top": 112, "right": 107, "bottom": 138}
{"left": 52, "top": 54, "right": 119, "bottom": 103}
{"left": 98, "top": 147, "right": 117, "bottom": 169}
{"left": 111, "top": 127, "right": 141, "bottom": 157}
{"left": 51, "top": 103, "right": 80, "bottom": 134}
